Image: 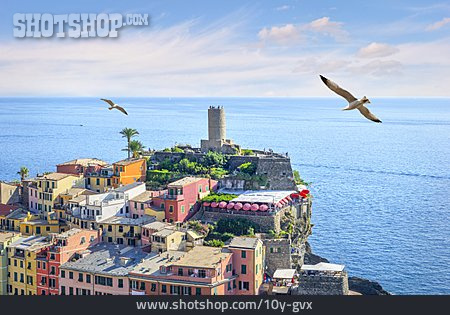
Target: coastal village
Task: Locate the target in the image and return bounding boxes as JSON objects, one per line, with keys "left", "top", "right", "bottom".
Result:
{"left": 0, "top": 106, "right": 353, "bottom": 296}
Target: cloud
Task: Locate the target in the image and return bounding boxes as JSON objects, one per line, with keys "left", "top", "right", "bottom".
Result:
{"left": 306, "top": 17, "right": 348, "bottom": 41}
{"left": 426, "top": 17, "right": 450, "bottom": 31}
{"left": 258, "top": 24, "right": 301, "bottom": 44}
{"left": 292, "top": 57, "right": 348, "bottom": 74}
{"left": 357, "top": 42, "right": 399, "bottom": 58}
{"left": 349, "top": 60, "right": 403, "bottom": 77}
{"left": 275, "top": 5, "right": 291, "bottom": 11}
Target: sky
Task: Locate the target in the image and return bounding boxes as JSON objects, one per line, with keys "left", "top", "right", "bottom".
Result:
{"left": 0, "top": 0, "right": 450, "bottom": 97}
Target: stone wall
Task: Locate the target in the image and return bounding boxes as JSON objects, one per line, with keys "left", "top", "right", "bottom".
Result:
{"left": 291, "top": 274, "right": 349, "bottom": 295}
{"left": 262, "top": 238, "right": 292, "bottom": 276}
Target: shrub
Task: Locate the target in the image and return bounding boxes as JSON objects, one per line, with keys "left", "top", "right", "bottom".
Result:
{"left": 203, "top": 151, "right": 227, "bottom": 168}
{"left": 204, "top": 239, "right": 225, "bottom": 247}
{"left": 241, "top": 149, "right": 254, "bottom": 156}
{"left": 215, "top": 218, "right": 260, "bottom": 236}
{"left": 201, "top": 193, "right": 238, "bottom": 203}
{"left": 238, "top": 162, "right": 256, "bottom": 175}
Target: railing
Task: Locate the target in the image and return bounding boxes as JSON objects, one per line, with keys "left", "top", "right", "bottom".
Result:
{"left": 162, "top": 194, "right": 184, "bottom": 201}
{"left": 123, "top": 232, "right": 141, "bottom": 239}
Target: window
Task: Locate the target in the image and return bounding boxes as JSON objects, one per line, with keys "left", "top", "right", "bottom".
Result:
{"left": 119, "top": 226, "right": 123, "bottom": 233}
{"left": 243, "top": 282, "right": 250, "bottom": 291}
{"left": 96, "top": 178, "right": 100, "bottom": 185}
{"left": 80, "top": 237, "right": 86, "bottom": 244}
{"left": 178, "top": 268, "right": 183, "bottom": 276}
{"left": 277, "top": 247, "right": 281, "bottom": 253}
{"left": 86, "top": 274, "right": 91, "bottom": 283}
{"left": 270, "top": 247, "right": 274, "bottom": 253}
{"left": 181, "top": 205, "right": 185, "bottom": 213}
{"left": 108, "top": 237, "right": 112, "bottom": 243}
{"left": 61, "top": 286, "right": 66, "bottom": 295}
{"left": 118, "top": 279, "right": 124, "bottom": 288}
{"left": 241, "top": 250, "right": 246, "bottom": 258}
{"left": 198, "top": 185, "right": 202, "bottom": 192}
{"left": 61, "top": 270, "right": 65, "bottom": 278}
{"left": 151, "top": 283, "right": 156, "bottom": 292}
{"left": 161, "top": 284, "right": 167, "bottom": 293}
{"left": 69, "top": 271, "right": 73, "bottom": 279}
{"left": 108, "top": 225, "right": 112, "bottom": 232}
{"left": 195, "top": 288, "right": 201, "bottom": 295}
{"left": 241, "top": 265, "right": 247, "bottom": 274}
{"left": 161, "top": 203, "right": 165, "bottom": 210}
{"left": 198, "top": 269, "right": 206, "bottom": 278}
{"left": 78, "top": 273, "right": 83, "bottom": 282}
{"left": 50, "top": 266, "right": 56, "bottom": 275}
{"left": 139, "top": 281, "right": 145, "bottom": 290}
{"left": 169, "top": 205, "right": 174, "bottom": 213}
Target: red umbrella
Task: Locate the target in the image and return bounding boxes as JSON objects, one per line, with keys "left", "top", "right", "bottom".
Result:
{"left": 243, "top": 203, "right": 251, "bottom": 211}
{"left": 251, "top": 203, "right": 259, "bottom": 211}
{"left": 290, "top": 193, "right": 300, "bottom": 199}
{"left": 234, "top": 202, "right": 243, "bottom": 210}
{"left": 259, "top": 204, "right": 268, "bottom": 211}
{"left": 219, "top": 201, "right": 227, "bottom": 208}
{"left": 203, "top": 202, "right": 211, "bottom": 207}
{"left": 211, "top": 202, "right": 218, "bottom": 208}
{"left": 227, "top": 202, "right": 235, "bottom": 209}
{"left": 301, "top": 189, "right": 310, "bottom": 195}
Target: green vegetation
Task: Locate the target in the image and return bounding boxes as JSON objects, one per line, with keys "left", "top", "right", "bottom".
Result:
{"left": 146, "top": 169, "right": 181, "bottom": 190}
{"left": 203, "top": 239, "right": 225, "bottom": 247}
{"left": 201, "top": 193, "right": 238, "bottom": 203}
{"left": 241, "top": 149, "right": 254, "bottom": 156}
{"left": 163, "top": 146, "right": 184, "bottom": 153}
{"left": 120, "top": 128, "right": 139, "bottom": 159}
{"left": 17, "top": 166, "right": 29, "bottom": 181}
{"left": 238, "top": 162, "right": 256, "bottom": 175}
{"left": 293, "top": 170, "right": 309, "bottom": 186}
{"left": 204, "top": 218, "right": 260, "bottom": 244}
{"left": 128, "top": 140, "right": 145, "bottom": 158}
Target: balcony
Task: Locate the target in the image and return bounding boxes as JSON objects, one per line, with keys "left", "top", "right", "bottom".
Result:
{"left": 123, "top": 232, "right": 141, "bottom": 239}
{"left": 162, "top": 194, "right": 184, "bottom": 201}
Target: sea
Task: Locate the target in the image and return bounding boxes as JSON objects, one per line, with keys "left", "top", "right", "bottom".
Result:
{"left": 0, "top": 97, "right": 449, "bottom": 295}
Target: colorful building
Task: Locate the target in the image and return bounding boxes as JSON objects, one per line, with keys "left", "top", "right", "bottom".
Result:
{"left": 36, "top": 228, "right": 100, "bottom": 295}
{"left": 85, "top": 165, "right": 114, "bottom": 193}
{"left": 35, "top": 173, "right": 83, "bottom": 220}
{"left": 152, "top": 177, "right": 217, "bottom": 223}
{"left": 112, "top": 158, "right": 147, "bottom": 188}
{"left": 19, "top": 212, "right": 68, "bottom": 237}
{"left": 1, "top": 208, "right": 33, "bottom": 232}
{"left": 129, "top": 190, "right": 165, "bottom": 219}
{"left": 129, "top": 246, "right": 235, "bottom": 295}
{"left": 56, "top": 158, "right": 108, "bottom": 176}
{"left": 0, "top": 182, "right": 21, "bottom": 205}
{"left": 59, "top": 244, "right": 147, "bottom": 295}
{"left": 0, "top": 232, "right": 20, "bottom": 295}
{"left": 27, "top": 182, "right": 39, "bottom": 213}
{"left": 7, "top": 235, "right": 52, "bottom": 295}
{"left": 98, "top": 215, "right": 155, "bottom": 247}
{"left": 0, "top": 204, "right": 19, "bottom": 229}
{"left": 228, "top": 237, "right": 265, "bottom": 295}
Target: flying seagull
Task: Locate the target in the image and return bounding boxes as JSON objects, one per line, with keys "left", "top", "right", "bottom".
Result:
{"left": 319, "top": 75, "right": 382, "bottom": 123}
{"left": 100, "top": 98, "right": 128, "bottom": 115}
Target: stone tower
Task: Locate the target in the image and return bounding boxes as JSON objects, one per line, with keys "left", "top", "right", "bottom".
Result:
{"left": 201, "top": 106, "right": 240, "bottom": 154}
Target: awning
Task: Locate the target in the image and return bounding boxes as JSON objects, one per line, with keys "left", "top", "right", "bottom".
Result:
{"left": 227, "top": 202, "right": 235, "bottom": 209}
{"left": 250, "top": 203, "right": 259, "bottom": 211}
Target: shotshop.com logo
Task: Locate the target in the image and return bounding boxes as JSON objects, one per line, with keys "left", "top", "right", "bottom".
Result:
{"left": 13, "top": 13, "right": 149, "bottom": 38}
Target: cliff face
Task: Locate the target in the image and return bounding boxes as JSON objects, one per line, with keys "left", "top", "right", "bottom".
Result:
{"left": 304, "top": 242, "right": 391, "bottom": 295}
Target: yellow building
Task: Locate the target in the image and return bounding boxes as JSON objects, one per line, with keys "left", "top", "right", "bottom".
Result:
{"left": 35, "top": 173, "right": 82, "bottom": 220}
{"left": 7, "top": 235, "right": 52, "bottom": 295}
{"left": 98, "top": 215, "right": 155, "bottom": 247}
{"left": 2, "top": 208, "right": 35, "bottom": 232}
{"left": 0, "top": 232, "right": 20, "bottom": 295}
{"left": 0, "top": 182, "right": 21, "bottom": 205}
{"left": 19, "top": 212, "right": 68, "bottom": 237}
{"left": 145, "top": 205, "right": 165, "bottom": 221}
{"left": 86, "top": 175, "right": 113, "bottom": 193}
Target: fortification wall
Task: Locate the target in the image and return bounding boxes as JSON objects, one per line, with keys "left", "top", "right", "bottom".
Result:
{"left": 263, "top": 238, "right": 292, "bottom": 276}
{"left": 291, "top": 274, "right": 349, "bottom": 295}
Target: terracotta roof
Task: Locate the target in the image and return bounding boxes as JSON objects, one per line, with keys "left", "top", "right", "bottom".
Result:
{"left": 57, "top": 158, "right": 108, "bottom": 167}
{"left": 173, "top": 246, "right": 231, "bottom": 269}
{"left": 113, "top": 158, "right": 145, "bottom": 166}
{"left": 228, "top": 236, "right": 261, "bottom": 249}
{"left": 0, "top": 204, "right": 19, "bottom": 217}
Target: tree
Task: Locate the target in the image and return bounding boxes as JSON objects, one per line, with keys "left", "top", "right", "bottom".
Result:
{"left": 120, "top": 128, "right": 139, "bottom": 159}
{"left": 128, "top": 140, "right": 145, "bottom": 158}
{"left": 17, "top": 166, "right": 29, "bottom": 181}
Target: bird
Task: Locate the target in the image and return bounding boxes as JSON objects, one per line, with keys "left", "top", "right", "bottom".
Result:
{"left": 100, "top": 98, "right": 128, "bottom": 115}
{"left": 319, "top": 75, "right": 382, "bottom": 123}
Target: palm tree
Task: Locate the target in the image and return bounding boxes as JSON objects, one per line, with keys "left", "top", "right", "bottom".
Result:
{"left": 120, "top": 128, "right": 139, "bottom": 159}
{"left": 17, "top": 166, "right": 29, "bottom": 181}
{"left": 128, "top": 140, "right": 145, "bottom": 158}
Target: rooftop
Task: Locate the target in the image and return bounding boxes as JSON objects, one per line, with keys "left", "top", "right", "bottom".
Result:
{"left": 114, "top": 158, "right": 145, "bottom": 166}
{"left": 0, "top": 203, "right": 19, "bottom": 217}
{"left": 168, "top": 177, "right": 203, "bottom": 187}
{"left": 173, "top": 246, "right": 231, "bottom": 269}
{"left": 55, "top": 228, "right": 84, "bottom": 239}
{"left": 231, "top": 190, "right": 296, "bottom": 204}
{"left": 152, "top": 228, "right": 180, "bottom": 238}
{"left": 115, "top": 182, "right": 145, "bottom": 193}
{"left": 228, "top": 236, "right": 261, "bottom": 249}
{"left": 301, "top": 262, "right": 346, "bottom": 273}
{"left": 142, "top": 221, "right": 172, "bottom": 231}
{"left": 98, "top": 215, "right": 155, "bottom": 226}
{"left": 131, "top": 251, "right": 186, "bottom": 276}
{"left": 9, "top": 235, "right": 51, "bottom": 252}
{"left": 61, "top": 187, "right": 96, "bottom": 197}
{"left": 130, "top": 191, "right": 153, "bottom": 203}
{"left": 273, "top": 269, "right": 296, "bottom": 279}
{"left": 0, "top": 231, "right": 18, "bottom": 243}
{"left": 36, "top": 172, "right": 78, "bottom": 181}
{"left": 57, "top": 158, "right": 108, "bottom": 167}
{"left": 61, "top": 244, "right": 148, "bottom": 276}
{"left": 6, "top": 208, "right": 29, "bottom": 220}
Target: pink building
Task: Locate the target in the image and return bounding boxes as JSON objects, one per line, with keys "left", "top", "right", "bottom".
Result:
{"left": 152, "top": 177, "right": 217, "bottom": 223}
{"left": 59, "top": 244, "right": 147, "bottom": 295}
{"left": 56, "top": 158, "right": 108, "bottom": 176}
{"left": 36, "top": 228, "right": 100, "bottom": 295}
{"left": 28, "top": 184, "right": 39, "bottom": 213}
{"left": 141, "top": 221, "right": 173, "bottom": 247}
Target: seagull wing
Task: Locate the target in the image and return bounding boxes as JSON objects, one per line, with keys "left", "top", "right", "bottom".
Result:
{"left": 115, "top": 105, "right": 128, "bottom": 115}
{"left": 357, "top": 105, "right": 382, "bottom": 123}
{"left": 320, "top": 75, "right": 357, "bottom": 103}
{"left": 100, "top": 98, "right": 115, "bottom": 107}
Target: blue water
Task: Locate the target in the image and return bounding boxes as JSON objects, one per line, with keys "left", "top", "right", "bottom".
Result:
{"left": 0, "top": 97, "right": 449, "bottom": 294}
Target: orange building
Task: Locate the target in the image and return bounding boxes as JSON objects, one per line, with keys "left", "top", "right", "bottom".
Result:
{"left": 112, "top": 158, "right": 147, "bottom": 188}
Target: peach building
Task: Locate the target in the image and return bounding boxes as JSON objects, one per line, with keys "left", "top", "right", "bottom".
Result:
{"left": 36, "top": 228, "right": 101, "bottom": 295}
{"left": 56, "top": 158, "right": 108, "bottom": 176}
{"left": 129, "top": 246, "right": 236, "bottom": 295}
{"left": 228, "top": 237, "right": 265, "bottom": 295}
{"left": 59, "top": 244, "right": 147, "bottom": 295}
